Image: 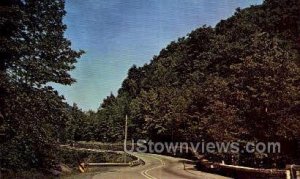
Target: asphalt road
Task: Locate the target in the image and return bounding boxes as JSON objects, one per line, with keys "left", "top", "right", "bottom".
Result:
{"left": 87, "top": 153, "right": 231, "bottom": 179}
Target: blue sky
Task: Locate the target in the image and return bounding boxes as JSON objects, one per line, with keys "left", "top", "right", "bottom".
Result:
{"left": 52, "top": 0, "right": 263, "bottom": 111}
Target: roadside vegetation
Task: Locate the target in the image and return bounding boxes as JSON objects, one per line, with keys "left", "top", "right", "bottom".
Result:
{"left": 0, "top": 0, "right": 299, "bottom": 177}
{"left": 59, "top": 147, "right": 136, "bottom": 177}
{"left": 59, "top": 148, "right": 135, "bottom": 168}
{"left": 68, "top": 0, "right": 300, "bottom": 169}
{"left": 0, "top": 0, "right": 84, "bottom": 176}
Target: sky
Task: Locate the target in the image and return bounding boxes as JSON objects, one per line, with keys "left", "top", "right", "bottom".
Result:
{"left": 52, "top": 0, "right": 263, "bottom": 111}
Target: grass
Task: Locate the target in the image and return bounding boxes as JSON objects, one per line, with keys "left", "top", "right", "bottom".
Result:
{"left": 59, "top": 147, "right": 136, "bottom": 177}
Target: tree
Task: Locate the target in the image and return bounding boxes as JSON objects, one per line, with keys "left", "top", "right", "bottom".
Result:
{"left": 93, "top": 0, "right": 300, "bottom": 168}
{"left": 0, "top": 0, "right": 83, "bottom": 170}
{"left": 229, "top": 33, "right": 300, "bottom": 141}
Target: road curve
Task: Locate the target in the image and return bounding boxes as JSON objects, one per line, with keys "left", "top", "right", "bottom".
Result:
{"left": 90, "top": 152, "right": 231, "bottom": 179}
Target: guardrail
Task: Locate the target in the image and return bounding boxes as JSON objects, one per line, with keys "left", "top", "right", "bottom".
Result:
{"left": 86, "top": 157, "right": 144, "bottom": 167}
{"left": 87, "top": 163, "right": 130, "bottom": 167}
{"left": 196, "top": 158, "right": 300, "bottom": 178}
{"left": 287, "top": 165, "right": 300, "bottom": 179}
{"left": 60, "top": 145, "right": 144, "bottom": 172}
{"left": 186, "top": 147, "right": 288, "bottom": 178}
{"left": 197, "top": 159, "right": 287, "bottom": 178}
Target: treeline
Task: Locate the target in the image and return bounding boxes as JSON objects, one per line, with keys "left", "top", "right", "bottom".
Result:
{"left": 76, "top": 0, "right": 300, "bottom": 168}
{"left": 0, "top": 0, "right": 83, "bottom": 171}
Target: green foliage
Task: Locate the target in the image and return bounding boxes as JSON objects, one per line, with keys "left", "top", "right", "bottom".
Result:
{"left": 65, "top": 105, "right": 100, "bottom": 141}
{"left": 91, "top": 0, "right": 300, "bottom": 167}
{"left": 0, "top": 0, "right": 83, "bottom": 170}
{"left": 59, "top": 148, "right": 135, "bottom": 167}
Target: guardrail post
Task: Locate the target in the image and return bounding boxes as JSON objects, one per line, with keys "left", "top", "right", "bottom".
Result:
{"left": 296, "top": 171, "right": 300, "bottom": 178}
{"left": 286, "top": 170, "right": 291, "bottom": 179}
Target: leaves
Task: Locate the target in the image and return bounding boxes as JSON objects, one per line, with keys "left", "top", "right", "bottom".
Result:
{"left": 91, "top": 0, "right": 300, "bottom": 167}
{"left": 0, "top": 0, "right": 83, "bottom": 170}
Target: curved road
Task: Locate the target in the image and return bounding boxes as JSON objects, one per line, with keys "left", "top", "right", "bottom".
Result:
{"left": 89, "top": 153, "right": 231, "bottom": 179}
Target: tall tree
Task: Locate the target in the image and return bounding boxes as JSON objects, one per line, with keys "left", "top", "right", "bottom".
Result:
{"left": 0, "top": 0, "right": 83, "bottom": 170}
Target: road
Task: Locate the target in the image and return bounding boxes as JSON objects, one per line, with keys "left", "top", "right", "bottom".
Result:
{"left": 85, "top": 153, "right": 231, "bottom": 179}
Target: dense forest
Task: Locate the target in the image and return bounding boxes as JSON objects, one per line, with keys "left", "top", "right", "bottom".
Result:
{"left": 0, "top": 0, "right": 299, "bottom": 174}
{"left": 0, "top": 0, "right": 84, "bottom": 171}
{"left": 69, "top": 0, "right": 300, "bottom": 168}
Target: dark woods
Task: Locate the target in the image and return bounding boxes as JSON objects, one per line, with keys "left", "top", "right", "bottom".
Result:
{"left": 0, "top": 0, "right": 299, "bottom": 173}
{"left": 76, "top": 0, "right": 300, "bottom": 168}
{"left": 0, "top": 0, "right": 83, "bottom": 170}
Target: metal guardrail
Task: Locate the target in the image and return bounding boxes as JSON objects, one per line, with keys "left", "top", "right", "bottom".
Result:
{"left": 198, "top": 160, "right": 300, "bottom": 179}
{"left": 87, "top": 157, "right": 144, "bottom": 167}
{"left": 60, "top": 145, "right": 144, "bottom": 172}
{"left": 87, "top": 163, "right": 130, "bottom": 166}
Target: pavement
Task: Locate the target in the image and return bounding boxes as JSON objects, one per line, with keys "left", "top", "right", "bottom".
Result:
{"left": 77, "top": 152, "right": 232, "bottom": 179}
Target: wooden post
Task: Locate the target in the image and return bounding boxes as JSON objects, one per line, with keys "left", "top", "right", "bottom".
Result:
{"left": 124, "top": 114, "right": 128, "bottom": 163}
